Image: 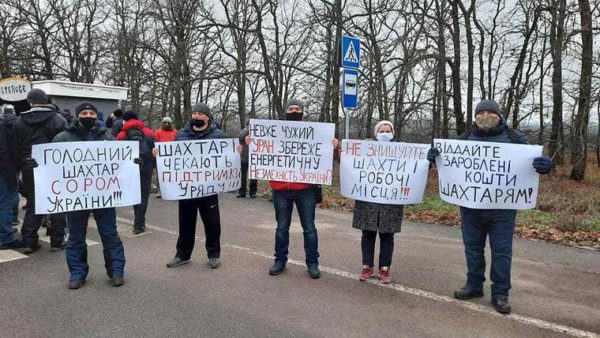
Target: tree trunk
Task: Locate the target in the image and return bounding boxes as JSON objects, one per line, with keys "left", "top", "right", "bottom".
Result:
{"left": 569, "top": 0, "right": 592, "bottom": 180}
{"left": 548, "top": 0, "right": 566, "bottom": 164}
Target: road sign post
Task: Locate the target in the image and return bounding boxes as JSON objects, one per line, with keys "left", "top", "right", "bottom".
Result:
{"left": 340, "top": 36, "right": 361, "bottom": 140}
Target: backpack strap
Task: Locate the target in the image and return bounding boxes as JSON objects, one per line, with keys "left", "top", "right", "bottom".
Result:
{"left": 458, "top": 130, "right": 471, "bottom": 140}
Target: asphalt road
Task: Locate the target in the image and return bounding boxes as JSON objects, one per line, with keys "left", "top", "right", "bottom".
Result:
{"left": 1, "top": 193, "right": 598, "bottom": 337}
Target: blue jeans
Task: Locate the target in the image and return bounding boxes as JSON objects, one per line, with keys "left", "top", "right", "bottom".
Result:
{"left": 66, "top": 208, "right": 125, "bottom": 281}
{"left": 0, "top": 173, "right": 17, "bottom": 245}
{"left": 272, "top": 188, "right": 319, "bottom": 265}
{"left": 460, "top": 207, "right": 516, "bottom": 299}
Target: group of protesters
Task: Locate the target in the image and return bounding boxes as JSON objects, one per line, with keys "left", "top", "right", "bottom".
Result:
{"left": 0, "top": 88, "right": 554, "bottom": 315}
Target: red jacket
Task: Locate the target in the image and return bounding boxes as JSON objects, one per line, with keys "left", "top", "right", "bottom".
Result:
{"left": 116, "top": 119, "right": 154, "bottom": 140}
{"left": 269, "top": 181, "right": 312, "bottom": 191}
{"left": 154, "top": 128, "right": 178, "bottom": 142}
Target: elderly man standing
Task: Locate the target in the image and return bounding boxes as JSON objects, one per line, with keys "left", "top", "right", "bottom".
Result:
{"left": 427, "top": 100, "right": 553, "bottom": 314}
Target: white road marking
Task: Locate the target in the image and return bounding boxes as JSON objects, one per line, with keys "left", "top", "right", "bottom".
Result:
{"left": 116, "top": 217, "right": 599, "bottom": 338}
{"left": 0, "top": 249, "right": 28, "bottom": 263}
{"left": 39, "top": 235, "right": 99, "bottom": 246}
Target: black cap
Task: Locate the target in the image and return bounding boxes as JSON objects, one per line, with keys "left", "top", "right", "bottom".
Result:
{"left": 27, "top": 88, "right": 48, "bottom": 105}
{"left": 75, "top": 101, "right": 98, "bottom": 116}
{"left": 123, "top": 110, "right": 139, "bottom": 121}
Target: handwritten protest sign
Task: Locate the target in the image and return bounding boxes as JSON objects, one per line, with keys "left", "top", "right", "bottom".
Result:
{"left": 156, "top": 139, "right": 241, "bottom": 200}
{"left": 434, "top": 139, "right": 543, "bottom": 210}
{"left": 340, "top": 140, "right": 430, "bottom": 204}
{"left": 32, "top": 141, "right": 141, "bottom": 214}
{"left": 248, "top": 119, "right": 335, "bottom": 185}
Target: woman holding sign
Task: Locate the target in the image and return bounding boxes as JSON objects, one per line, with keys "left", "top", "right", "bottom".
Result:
{"left": 353, "top": 121, "right": 404, "bottom": 284}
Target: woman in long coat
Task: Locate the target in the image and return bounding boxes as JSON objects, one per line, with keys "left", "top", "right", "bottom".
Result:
{"left": 352, "top": 120, "right": 404, "bottom": 284}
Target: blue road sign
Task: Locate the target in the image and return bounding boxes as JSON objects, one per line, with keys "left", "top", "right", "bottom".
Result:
{"left": 341, "top": 36, "right": 360, "bottom": 69}
{"left": 342, "top": 69, "right": 358, "bottom": 109}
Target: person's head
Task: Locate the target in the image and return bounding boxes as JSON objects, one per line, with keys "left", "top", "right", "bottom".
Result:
{"left": 474, "top": 100, "right": 502, "bottom": 130}
{"left": 161, "top": 116, "right": 173, "bottom": 130}
{"left": 285, "top": 99, "right": 304, "bottom": 121}
{"left": 27, "top": 88, "right": 48, "bottom": 107}
{"left": 190, "top": 103, "right": 212, "bottom": 131}
{"left": 75, "top": 101, "right": 98, "bottom": 129}
{"left": 374, "top": 120, "right": 394, "bottom": 142}
{"left": 113, "top": 108, "right": 123, "bottom": 120}
{"left": 123, "top": 109, "right": 139, "bottom": 121}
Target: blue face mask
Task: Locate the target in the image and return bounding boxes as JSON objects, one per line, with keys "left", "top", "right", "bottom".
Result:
{"left": 376, "top": 132, "right": 393, "bottom": 142}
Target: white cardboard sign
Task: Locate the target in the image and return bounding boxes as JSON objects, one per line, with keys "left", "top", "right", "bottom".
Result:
{"left": 248, "top": 119, "right": 335, "bottom": 185}
{"left": 340, "top": 140, "right": 430, "bottom": 204}
{"left": 434, "top": 139, "right": 543, "bottom": 210}
{"left": 32, "top": 141, "right": 141, "bottom": 214}
{"left": 156, "top": 139, "right": 241, "bottom": 200}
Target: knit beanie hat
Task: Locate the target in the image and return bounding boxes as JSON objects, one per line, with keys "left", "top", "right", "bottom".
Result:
{"left": 374, "top": 120, "right": 395, "bottom": 136}
{"left": 162, "top": 116, "right": 173, "bottom": 124}
{"left": 475, "top": 100, "right": 501, "bottom": 117}
{"left": 192, "top": 103, "right": 212, "bottom": 119}
{"left": 123, "top": 109, "right": 139, "bottom": 121}
{"left": 285, "top": 99, "right": 304, "bottom": 112}
{"left": 75, "top": 101, "right": 98, "bottom": 116}
{"left": 27, "top": 88, "right": 48, "bottom": 105}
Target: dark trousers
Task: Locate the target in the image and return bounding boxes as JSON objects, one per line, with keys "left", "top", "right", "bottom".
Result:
{"left": 361, "top": 230, "right": 395, "bottom": 268}
{"left": 20, "top": 169, "right": 66, "bottom": 247}
{"left": 133, "top": 168, "right": 152, "bottom": 229}
{"left": 460, "top": 208, "right": 516, "bottom": 299}
{"left": 272, "top": 188, "right": 319, "bottom": 265}
{"left": 239, "top": 163, "right": 257, "bottom": 196}
{"left": 66, "top": 208, "right": 125, "bottom": 281}
{"left": 176, "top": 195, "right": 221, "bottom": 260}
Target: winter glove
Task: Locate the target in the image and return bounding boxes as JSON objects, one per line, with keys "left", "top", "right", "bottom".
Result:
{"left": 427, "top": 148, "right": 440, "bottom": 163}
{"left": 532, "top": 156, "right": 553, "bottom": 174}
{"left": 22, "top": 158, "right": 39, "bottom": 169}
{"left": 134, "top": 158, "right": 143, "bottom": 166}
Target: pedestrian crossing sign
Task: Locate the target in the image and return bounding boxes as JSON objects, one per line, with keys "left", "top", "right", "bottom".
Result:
{"left": 341, "top": 36, "right": 360, "bottom": 69}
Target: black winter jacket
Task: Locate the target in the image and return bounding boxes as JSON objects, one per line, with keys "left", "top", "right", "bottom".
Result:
{"left": 12, "top": 106, "right": 67, "bottom": 167}
{"left": 53, "top": 121, "right": 115, "bottom": 143}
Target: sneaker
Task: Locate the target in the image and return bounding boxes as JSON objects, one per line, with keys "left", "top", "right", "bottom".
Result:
{"left": 0, "top": 239, "right": 24, "bottom": 250}
{"left": 208, "top": 257, "right": 221, "bottom": 269}
{"left": 379, "top": 267, "right": 392, "bottom": 284}
{"left": 11, "top": 219, "right": 20, "bottom": 226}
{"left": 250, "top": 194, "right": 257, "bottom": 199}
{"left": 166, "top": 257, "right": 190, "bottom": 268}
{"left": 67, "top": 279, "right": 85, "bottom": 289}
{"left": 359, "top": 265, "right": 375, "bottom": 281}
{"left": 453, "top": 285, "right": 484, "bottom": 300}
{"left": 133, "top": 227, "right": 146, "bottom": 235}
{"left": 22, "top": 244, "right": 41, "bottom": 254}
{"left": 110, "top": 276, "right": 125, "bottom": 287}
{"left": 155, "top": 193, "right": 162, "bottom": 199}
{"left": 307, "top": 264, "right": 320, "bottom": 279}
{"left": 269, "top": 261, "right": 286, "bottom": 275}
{"left": 491, "top": 297, "right": 511, "bottom": 314}
{"left": 236, "top": 194, "right": 246, "bottom": 198}
{"left": 50, "top": 241, "right": 67, "bottom": 252}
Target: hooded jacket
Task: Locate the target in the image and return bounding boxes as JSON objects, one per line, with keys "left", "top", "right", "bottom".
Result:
{"left": 12, "top": 106, "right": 67, "bottom": 166}
{"left": 115, "top": 119, "right": 154, "bottom": 141}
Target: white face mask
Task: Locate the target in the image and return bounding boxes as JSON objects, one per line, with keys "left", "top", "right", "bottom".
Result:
{"left": 376, "top": 132, "right": 393, "bottom": 142}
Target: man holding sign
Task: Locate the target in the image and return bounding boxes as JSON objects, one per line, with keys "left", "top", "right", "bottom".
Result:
{"left": 50, "top": 102, "right": 135, "bottom": 289}
{"left": 427, "top": 100, "right": 553, "bottom": 314}
{"left": 165, "top": 103, "right": 230, "bottom": 270}
{"left": 247, "top": 99, "right": 338, "bottom": 279}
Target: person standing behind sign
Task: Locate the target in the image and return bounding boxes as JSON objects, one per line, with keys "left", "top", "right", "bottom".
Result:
{"left": 153, "top": 117, "right": 177, "bottom": 199}
{"left": 52, "top": 101, "right": 130, "bottom": 289}
{"left": 427, "top": 100, "right": 553, "bottom": 314}
{"left": 237, "top": 121, "right": 258, "bottom": 198}
{"left": 12, "top": 88, "right": 67, "bottom": 254}
{"left": 166, "top": 103, "right": 228, "bottom": 269}
{"left": 116, "top": 110, "right": 155, "bottom": 234}
{"left": 247, "top": 99, "right": 338, "bottom": 279}
{"left": 353, "top": 121, "right": 404, "bottom": 284}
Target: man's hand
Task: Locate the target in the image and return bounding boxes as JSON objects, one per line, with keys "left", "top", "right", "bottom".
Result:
{"left": 426, "top": 148, "right": 440, "bottom": 163}
{"left": 532, "top": 156, "right": 553, "bottom": 174}
{"left": 23, "top": 158, "right": 38, "bottom": 169}
{"left": 245, "top": 135, "right": 252, "bottom": 145}
{"left": 332, "top": 138, "right": 339, "bottom": 149}
{"left": 236, "top": 145, "right": 243, "bottom": 154}
{"left": 152, "top": 148, "right": 158, "bottom": 157}
{"left": 134, "top": 158, "right": 143, "bottom": 166}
